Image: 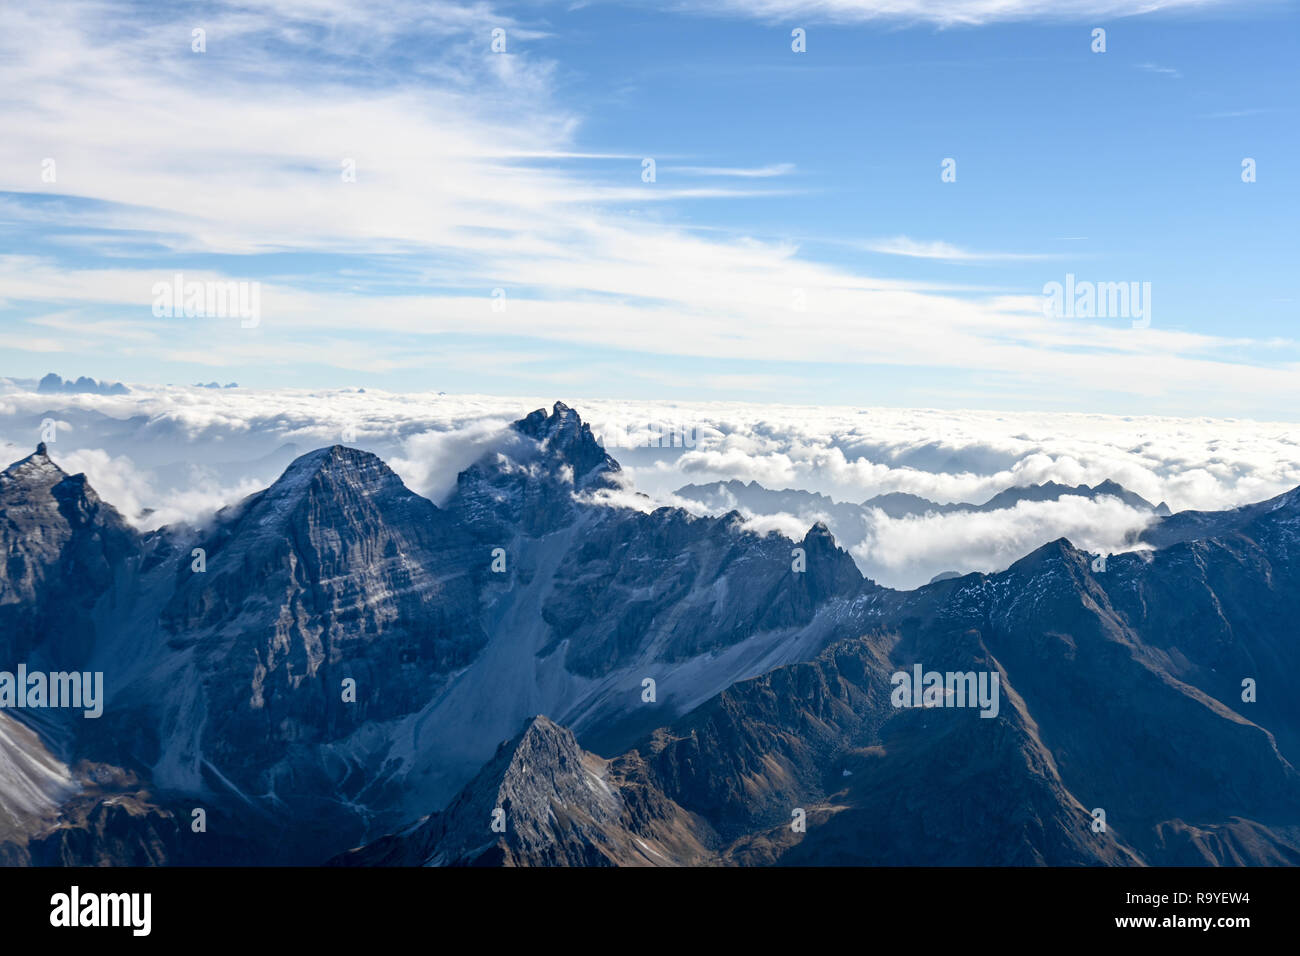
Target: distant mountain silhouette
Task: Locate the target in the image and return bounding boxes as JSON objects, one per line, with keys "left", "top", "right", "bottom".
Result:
{"left": 36, "top": 373, "right": 129, "bottom": 395}
{"left": 675, "top": 477, "right": 1171, "bottom": 520}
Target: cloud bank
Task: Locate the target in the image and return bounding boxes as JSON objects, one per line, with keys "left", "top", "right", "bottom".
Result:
{"left": 3, "top": 383, "right": 1296, "bottom": 586}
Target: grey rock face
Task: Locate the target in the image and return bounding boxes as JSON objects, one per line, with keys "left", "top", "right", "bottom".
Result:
{"left": 543, "top": 515, "right": 865, "bottom": 680}
{"left": 333, "top": 715, "right": 713, "bottom": 866}
{"left": 450, "top": 401, "right": 621, "bottom": 539}
{"left": 347, "top": 488, "right": 1300, "bottom": 868}
{"left": 0, "top": 445, "right": 139, "bottom": 666}
{"left": 123, "top": 444, "right": 490, "bottom": 835}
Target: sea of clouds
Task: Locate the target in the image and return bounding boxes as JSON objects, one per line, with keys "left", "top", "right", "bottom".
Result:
{"left": 3, "top": 382, "right": 1297, "bottom": 589}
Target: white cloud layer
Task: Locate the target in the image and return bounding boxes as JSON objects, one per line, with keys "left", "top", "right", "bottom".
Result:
{"left": 853, "top": 496, "right": 1153, "bottom": 587}
{"left": 3, "top": 383, "right": 1296, "bottom": 585}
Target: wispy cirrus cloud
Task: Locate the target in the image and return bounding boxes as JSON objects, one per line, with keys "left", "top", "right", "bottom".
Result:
{"left": 670, "top": 163, "right": 797, "bottom": 178}
{"left": 861, "top": 237, "right": 1059, "bottom": 263}
{"left": 673, "top": 0, "right": 1241, "bottom": 26}
{"left": 1136, "top": 62, "right": 1184, "bottom": 78}
{"left": 1199, "top": 107, "right": 1276, "bottom": 118}
{"left": 0, "top": 0, "right": 1294, "bottom": 418}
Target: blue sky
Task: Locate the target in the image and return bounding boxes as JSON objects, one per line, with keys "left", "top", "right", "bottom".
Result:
{"left": 1, "top": 0, "right": 1297, "bottom": 417}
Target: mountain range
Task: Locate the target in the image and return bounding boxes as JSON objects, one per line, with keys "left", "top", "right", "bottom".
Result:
{"left": 1, "top": 402, "right": 1297, "bottom": 866}
{"left": 679, "top": 477, "right": 1169, "bottom": 568}
{"left": 675, "top": 477, "right": 1171, "bottom": 522}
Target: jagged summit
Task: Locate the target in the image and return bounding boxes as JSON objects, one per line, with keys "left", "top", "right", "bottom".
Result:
{"left": 448, "top": 402, "right": 622, "bottom": 536}
{"left": 156, "top": 435, "right": 488, "bottom": 775}
{"left": 514, "top": 401, "right": 619, "bottom": 486}
{"left": 512, "top": 712, "right": 565, "bottom": 741}
{"left": 1, "top": 445, "right": 131, "bottom": 533}
{"left": 36, "top": 372, "right": 128, "bottom": 395}
{"left": 0, "top": 444, "right": 125, "bottom": 527}
{"left": 0, "top": 444, "right": 138, "bottom": 667}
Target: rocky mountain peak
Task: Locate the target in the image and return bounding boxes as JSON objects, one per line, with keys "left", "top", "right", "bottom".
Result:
{"left": 514, "top": 401, "right": 619, "bottom": 486}
{"left": 803, "top": 520, "right": 835, "bottom": 542}
{"left": 273, "top": 443, "right": 397, "bottom": 490}
{"left": 449, "top": 402, "right": 622, "bottom": 536}
{"left": 1, "top": 445, "right": 126, "bottom": 531}
{"left": 796, "top": 520, "right": 868, "bottom": 597}
{"left": 2, "top": 443, "right": 67, "bottom": 491}
{"left": 178, "top": 442, "right": 446, "bottom": 596}
{"left": 496, "top": 715, "right": 583, "bottom": 785}
{"left": 0, "top": 446, "right": 138, "bottom": 666}
{"left": 1006, "top": 536, "right": 1084, "bottom": 575}
{"left": 394, "top": 713, "right": 624, "bottom": 865}
{"left": 232, "top": 443, "right": 430, "bottom": 531}
{"left": 335, "top": 712, "right": 713, "bottom": 867}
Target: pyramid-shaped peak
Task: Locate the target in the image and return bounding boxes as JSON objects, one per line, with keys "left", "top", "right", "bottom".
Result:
{"left": 518, "top": 713, "right": 565, "bottom": 738}
{"left": 241, "top": 444, "right": 429, "bottom": 526}
{"left": 276, "top": 444, "right": 390, "bottom": 484}
{"left": 493, "top": 715, "right": 582, "bottom": 775}
{"left": 2, "top": 443, "right": 68, "bottom": 489}
{"left": 1007, "top": 536, "right": 1084, "bottom": 574}
{"left": 504, "top": 713, "right": 574, "bottom": 751}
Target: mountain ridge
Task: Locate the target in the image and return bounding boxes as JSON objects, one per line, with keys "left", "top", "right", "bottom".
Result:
{"left": 3, "top": 401, "right": 1299, "bottom": 866}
